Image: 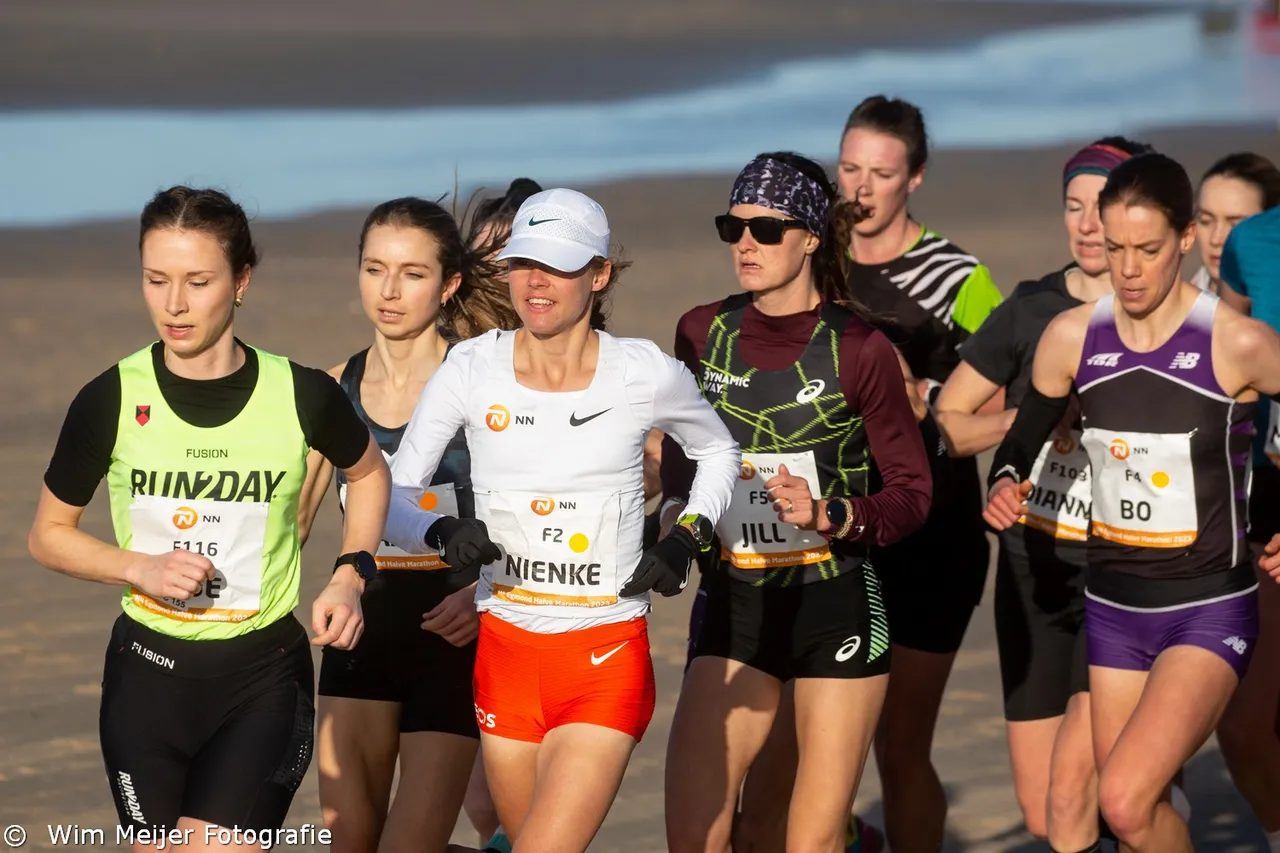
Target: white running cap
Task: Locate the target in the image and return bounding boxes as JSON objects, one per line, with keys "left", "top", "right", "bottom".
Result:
{"left": 496, "top": 188, "right": 610, "bottom": 273}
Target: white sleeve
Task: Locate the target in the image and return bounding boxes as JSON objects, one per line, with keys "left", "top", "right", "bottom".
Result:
{"left": 382, "top": 348, "right": 471, "bottom": 554}
{"left": 649, "top": 350, "right": 739, "bottom": 525}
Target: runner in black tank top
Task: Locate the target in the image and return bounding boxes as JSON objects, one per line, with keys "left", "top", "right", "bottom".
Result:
{"left": 300, "top": 197, "right": 520, "bottom": 853}
{"left": 662, "top": 152, "right": 931, "bottom": 853}
{"left": 936, "top": 137, "right": 1152, "bottom": 850}
{"left": 985, "top": 153, "right": 1280, "bottom": 853}
{"left": 830, "top": 94, "right": 1004, "bottom": 852}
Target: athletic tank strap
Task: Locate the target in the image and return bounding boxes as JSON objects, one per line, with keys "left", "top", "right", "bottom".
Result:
{"left": 338, "top": 349, "right": 368, "bottom": 400}
{"left": 714, "top": 292, "right": 753, "bottom": 320}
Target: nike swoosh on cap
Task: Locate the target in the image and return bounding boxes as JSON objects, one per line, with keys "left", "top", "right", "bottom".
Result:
{"left": 528, "top": 216, "right": 560, "bottom": 226}
{"left": 569, "top": 409, "right": 611, "bottom": 426}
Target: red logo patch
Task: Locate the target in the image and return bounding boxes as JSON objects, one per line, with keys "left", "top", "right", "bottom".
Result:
{"left": 136, "top": 405, "right": 150, "bottom": 426}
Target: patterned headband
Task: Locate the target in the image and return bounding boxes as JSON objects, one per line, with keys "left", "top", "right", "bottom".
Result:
{"left": 1063, "top": 143, "right": 1133, "bottom": 194}
{"left": 729, "top": 157, "right": 830, "bottom": 236}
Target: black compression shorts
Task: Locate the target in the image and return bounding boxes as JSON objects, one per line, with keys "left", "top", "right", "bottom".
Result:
{"left": 875, "top": 457, "right": 991, "bottom": 655}
{"left": 994, "top": 537, "right": 1089, "bottom": 721}
{"left": 1249, "top": 464, "right": 1280, "bottom": 544}
{"left": 691, "top": 563, "right": 892, "bottom": 680}
{"left": 318, "top": 571, "right": 478, "bottom": 737}
{"left": 99, "top": 613, "right": 314, "bottom": 832}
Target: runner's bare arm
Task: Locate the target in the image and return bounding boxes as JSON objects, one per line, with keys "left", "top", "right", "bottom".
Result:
{"left": 1215, "top": 312, "right": 1280, "bottom": 398}
{"left": 297, "top": 363, "right": 346, "bottom": 546}
{"left": 28, "top": 486, "right": 178, "bottom": 586}
{"left": 935, "top": 361, "right": 1016, "bottom": 457}
{"left": 648, "top": 348, "right": 739, "bottom": 529}
{"left": 382, "top": 343, "right": 471, "bottom": 553}
{"left": 332, "top": 433, "right": 390, "bottom": 571}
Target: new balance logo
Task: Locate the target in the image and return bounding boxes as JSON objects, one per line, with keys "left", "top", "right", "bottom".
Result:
{"left": 1169, "top": 352, "right": 1201, "bottom": 370}
{"left": 1224, "top": 636, "right": 1248, "bottom": 655}
{"left": 1086, "top": 353, "right": 1121, "bottom": 367}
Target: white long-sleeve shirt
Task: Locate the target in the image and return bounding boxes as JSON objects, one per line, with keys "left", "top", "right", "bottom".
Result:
{"left": 384, "top": 329, "right": 740, "bottom": 633}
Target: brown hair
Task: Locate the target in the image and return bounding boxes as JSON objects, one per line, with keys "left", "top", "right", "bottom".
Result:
{"left": 1201, "top": 152, "right": 1280, "bottom": 211}
{"left": 586, "top": 253, "right": 633, "bottom": 331}
{"left": 842, "top": 95, "right": 929, "bottom": 176}
{"left": 358, "top": 197, "right": 520, "bottom": 339}
{"left": 139, "top": 186, "right": 260, "bottom": 273}
{"left": 1100, "top": 153, "right": 1195, "bottom": 233}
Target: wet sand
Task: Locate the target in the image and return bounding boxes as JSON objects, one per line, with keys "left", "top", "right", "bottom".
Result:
{"left": 2, "top": 122, "right": 1278, "bottom": 851}
{"left": 1, "top": 0, "right": 1170, "bottom": 109}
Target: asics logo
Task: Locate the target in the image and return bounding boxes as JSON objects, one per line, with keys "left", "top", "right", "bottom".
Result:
{"left": 1169, "top": 351, "right": 1201, "bottom": 370}
{"left": 1224, "top": 635, "right": 1248, "bottom": 655}
{"left": 591, "top": 641, "right": 628, "bottom": 665}
{"left": 1086, "top": 353, "right": 1121, "bottom": 367}
{"left": 796, "top": 379, "right": 825, "bottom": 404}
{"left": 834, "top": 635, "right": 862, "bottom": 663}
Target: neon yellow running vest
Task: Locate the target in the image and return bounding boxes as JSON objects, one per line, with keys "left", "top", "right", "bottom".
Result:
{"left": 106, "top": 344, "right": 309, "bottom": 640}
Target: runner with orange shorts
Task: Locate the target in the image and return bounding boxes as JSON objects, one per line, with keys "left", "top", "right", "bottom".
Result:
{"left": 382, "top": 188, "right": 740, "bottom": 853}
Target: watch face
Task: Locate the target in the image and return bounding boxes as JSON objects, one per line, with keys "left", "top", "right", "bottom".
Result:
{"left": 352, "top": 551, "right": 378, "bottom": 579}
{"left": 827, "top": 499, "right": 848, "bottom": 527}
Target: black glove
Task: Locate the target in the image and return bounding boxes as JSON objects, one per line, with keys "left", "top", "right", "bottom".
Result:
{"left": 425, "top": 516, "right": 501, "bottom": 572}
{"left": 620, "top": 524, "right": 697, "bottom": 598}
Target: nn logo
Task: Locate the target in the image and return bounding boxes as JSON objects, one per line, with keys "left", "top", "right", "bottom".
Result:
{"left": 1053, "top": 435, "right": 1075, "bottom": 454}
{"left": 1109, "top": 439, "right": 1130, "bottom": 461}
{"left": 738, "top": 460, "right": 757, "bottom": 481}
{"left": 531, "top": 497, "right": 577, "bottom": 515}
{"left": 172, "top": 506, "right": 198, "bottom": 530}
{"left": 485, "top": 404, "right": 534, "bottom": 432}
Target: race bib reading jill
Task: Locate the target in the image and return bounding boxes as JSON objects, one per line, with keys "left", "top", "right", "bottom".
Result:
{"left": 128, "top": 494, "right": 269, "bottom": 622}
{"left": 1020, "top": 430, "right": 1092, "bottom": 541}
{"left": 479, "top": 490, "right": 621, "bottom": 607}
{"left": 1081, "top": 428, "right": 1197, "bottom": 548}
{"left": 715, "top": 452, "right": 833, "bottom": 570}
{"left": 343, "top": 480, "right": 459, "bottom": 570}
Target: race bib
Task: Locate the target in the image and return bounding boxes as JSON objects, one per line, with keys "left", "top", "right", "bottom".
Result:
{"left": 1081, "top": 428, "right": 1197, "bottom": 548}
{"left": 1019, "top": 430, "right": 1092, "bottom": 541}
{"left": 715, "top": 452, "right": 833, "bottom": 570}
{"left": 127, "top": 495, "right": 269, "bottom": 622}
{"left": 342, "top": 480, "right": 459, "bottom": 570}
{"left": 480, "top": 490, "right": 621, "bottom": 608}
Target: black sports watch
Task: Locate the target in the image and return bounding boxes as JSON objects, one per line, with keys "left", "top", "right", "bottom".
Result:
{"left": 824, "top": 497, "right": 858, "bottom": 539}
{"left": 333, "top": 551, "right": 377, "bottom": 582}
{"left": 677, "top": 513, "right": 714, "bottom": 552}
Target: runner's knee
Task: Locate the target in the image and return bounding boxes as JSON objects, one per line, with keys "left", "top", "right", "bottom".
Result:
{"left": 1097, "top": 766, "right": 1155, "bottom": 845}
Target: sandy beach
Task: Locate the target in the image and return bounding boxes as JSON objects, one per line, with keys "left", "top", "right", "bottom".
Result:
{"left": 2, "top": 0, "right": 1279, "bottom": 849}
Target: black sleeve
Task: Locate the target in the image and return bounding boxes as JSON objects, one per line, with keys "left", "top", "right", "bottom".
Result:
{"left": 291, "top": 363, "right": 371, "bottom": 470}
{"left": 43, "top": 367, "right": 121, "bottom": 507}
{"left": 988, "top": 383, "right": 1069, "bottom": 487}
{"left": 958, "top": 298, "right": 1019, "bottom": 387}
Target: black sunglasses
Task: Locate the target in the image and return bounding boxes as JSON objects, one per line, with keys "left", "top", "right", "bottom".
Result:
{"left": 715, "top": 214, "right": 809, "bottom": 245}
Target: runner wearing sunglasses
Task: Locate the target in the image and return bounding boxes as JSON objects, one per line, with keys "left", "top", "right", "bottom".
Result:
{"left": 662, "top": 151, "right": 932, "bottom": 853}
{"left": 381, "top": 188, "right": 740, "bottom": 853}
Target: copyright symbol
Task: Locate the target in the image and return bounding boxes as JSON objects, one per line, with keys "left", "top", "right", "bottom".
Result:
{"left": 3, "top": 825, "right": 25, "bottom": 848}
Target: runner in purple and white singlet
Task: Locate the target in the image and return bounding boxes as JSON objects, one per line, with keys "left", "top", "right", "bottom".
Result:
{"left": 984, "top": 152, "right": 1280, "bottom": 853}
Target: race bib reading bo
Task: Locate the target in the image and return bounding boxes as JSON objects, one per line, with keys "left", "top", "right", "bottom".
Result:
{"left": 1081, "top": 428, "right": 1197, "bottom": 548}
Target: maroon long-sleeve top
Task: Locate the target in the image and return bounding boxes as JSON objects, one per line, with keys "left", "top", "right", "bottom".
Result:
{"left": 660, "top": 299, "right": 933, "bottom": 547}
